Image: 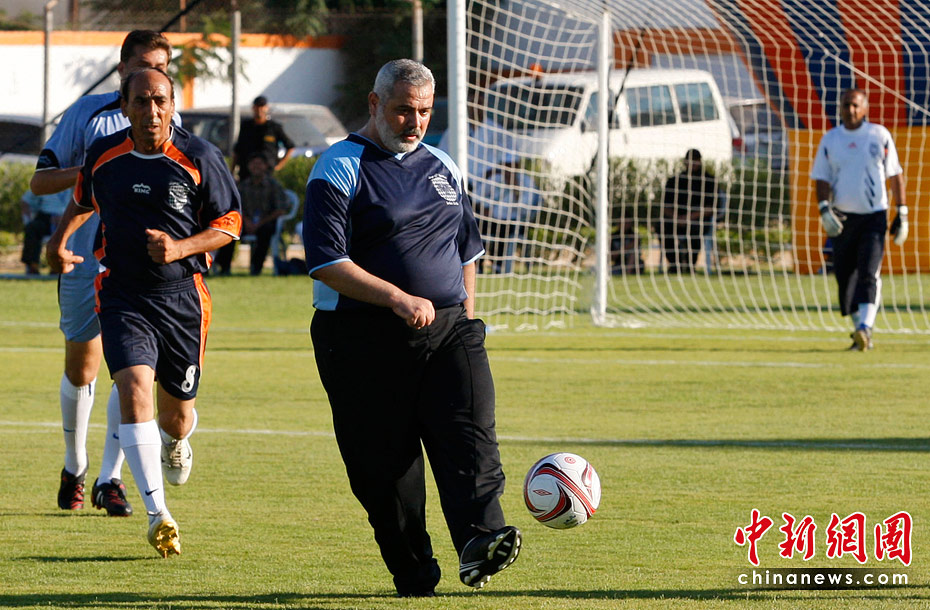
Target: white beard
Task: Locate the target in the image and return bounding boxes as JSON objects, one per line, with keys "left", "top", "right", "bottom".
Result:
{"left": 375, "top": 109, "right": 421, "bottom": 154}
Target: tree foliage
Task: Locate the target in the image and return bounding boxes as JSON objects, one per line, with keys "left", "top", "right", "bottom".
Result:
{"left": 329, "top": 3, "right": 447, "bottom": 126}
{"left": 0, "top": 8, "right": 40, "bottom": 30}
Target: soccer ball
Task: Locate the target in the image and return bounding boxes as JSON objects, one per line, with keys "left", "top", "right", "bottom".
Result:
{"left": 523, "top": 452, "right": 601, "bottom": 529}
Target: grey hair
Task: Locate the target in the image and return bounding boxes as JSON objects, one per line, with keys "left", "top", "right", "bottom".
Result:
{"left": 372, "top": 59, "right": 435, "bottom": 103}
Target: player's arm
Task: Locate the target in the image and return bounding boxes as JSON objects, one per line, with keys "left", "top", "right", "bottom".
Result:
{"left": 30, "top": 167, "right": 82, "bottom": 195}
{"left": 889, "top": 173, "right": 909, "bottom": 245}
{"left": 463, "top": 262, "right": 476, "bottom": 319}
{"left": 274, "top": 125, "right": 296, "bottom": 172}
{"left": 815, "top": 180, "right": 832, "bottom": 202}
{"left": 889, "top": 173, "right": 906, "bottom": 208}
{"left": 274, "top": 148, "right": 294, "bottom": 172}
{"left": 313, "top": 261, "right": 436, "bottom": 329}
{"left": 45, "top": 198, "right": 92, "bottom": 273}
{"left": 145, "top": 227, "right": 234, "bottom": 264}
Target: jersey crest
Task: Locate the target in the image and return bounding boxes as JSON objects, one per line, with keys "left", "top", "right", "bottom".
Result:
{"left": 167, "top": 182, "right": 190, "bottom": 211}
{"left": 428, "top": 173, "right": 458, "bottom": 204}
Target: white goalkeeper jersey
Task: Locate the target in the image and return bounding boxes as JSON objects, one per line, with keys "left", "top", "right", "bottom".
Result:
{"left": 811, "top": 121, "right": 902, "bottom": 214}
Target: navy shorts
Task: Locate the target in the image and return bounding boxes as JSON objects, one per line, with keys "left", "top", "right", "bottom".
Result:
{"left": 97, "top": 274, "right": 212, "bottom": 400}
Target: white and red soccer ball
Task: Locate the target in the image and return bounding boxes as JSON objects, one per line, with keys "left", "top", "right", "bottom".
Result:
{"left": 523, "top": 452, "right": 601, "bottom": 529}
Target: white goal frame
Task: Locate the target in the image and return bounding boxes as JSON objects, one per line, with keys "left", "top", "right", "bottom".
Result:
{"left": 447, "top": 0, "right": 930, "bottom": 334}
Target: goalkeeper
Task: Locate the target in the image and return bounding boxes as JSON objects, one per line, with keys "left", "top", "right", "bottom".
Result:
{"left": 812, "top": 88, "right": 908, "bottom": 351}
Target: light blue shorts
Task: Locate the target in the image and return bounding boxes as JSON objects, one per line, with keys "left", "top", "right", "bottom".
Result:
{"left": 58, "top": 217, "right": 103, "bottom": 343}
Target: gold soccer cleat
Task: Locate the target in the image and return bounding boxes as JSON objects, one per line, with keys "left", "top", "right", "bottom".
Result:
{"left": 147, "top": 512, "right": 181, "bottom": 558}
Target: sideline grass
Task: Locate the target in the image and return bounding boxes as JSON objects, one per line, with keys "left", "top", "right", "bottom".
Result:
{"left": 1, "top": 276, "right": 928, "bottom": 609}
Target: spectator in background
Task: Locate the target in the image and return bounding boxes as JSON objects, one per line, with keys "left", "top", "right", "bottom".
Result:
{"left": 659, "top": 148, "right": 719, "bottom": 273}
{"left": 214, "top": 152, "right": 289, "bottom": 276}
{"left": 20, "top": 188, "right": 71, "bottom": 275}
{"left": 611, "top": 219, "right": 644, "bottom": 275}
{"left": 232, "top": 95, "right": 295, "bottom": 182}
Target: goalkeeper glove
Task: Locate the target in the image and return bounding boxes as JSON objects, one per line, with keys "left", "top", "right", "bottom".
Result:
{"left": 818, "top": 200, "right": 844, "bottom": 237}
{"left": 890, "top": 205, "right": 909, "bottom": 246}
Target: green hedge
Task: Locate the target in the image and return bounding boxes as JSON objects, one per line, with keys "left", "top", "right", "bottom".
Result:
{"left": 0, "top": 161, "right": 34, "bottom": 236}
{"left": 275, "top": 155, "right": 316, "bottom": 239}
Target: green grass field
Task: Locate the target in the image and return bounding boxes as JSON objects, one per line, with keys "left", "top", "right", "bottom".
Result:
{"left": 1, "top": 275, "right": 929, "bottom": 609}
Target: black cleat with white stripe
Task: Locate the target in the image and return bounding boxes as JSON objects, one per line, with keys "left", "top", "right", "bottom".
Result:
{"left": 459, "top": 525, "right": 522, "bottom": 589}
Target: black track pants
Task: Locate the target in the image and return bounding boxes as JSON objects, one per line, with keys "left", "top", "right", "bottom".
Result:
{"left": 833, "top": 210, "right": 886, "bottom": 316}
{"left": 311, "top": 304, "right": 506, "bottom": 594}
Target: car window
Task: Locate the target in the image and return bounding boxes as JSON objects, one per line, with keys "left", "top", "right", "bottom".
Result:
{"left": 0, "top": 120, "right": 43, "bottom": 155}
{"left": 487, "top": 83, "right": 584, "bottom": 130}
{"left": 627, "top": 85, "right": 675, "bottom": 128}
{"left": 301, "top": 107, "right": 347, "bottom": 140}
{"left": 729, "top": 102, "right": 782, "bottom": 135}
{"left": 179, "top": 114, "right": 226, "bottom": 150}
{"left": 674, "top": 82, "right": 719, "bottom": 123}
{"left": 581, "top": 90, "right": 621, "bottom": 130}
{"left": 275, "top": 115, "right": 327, "bottom": 148}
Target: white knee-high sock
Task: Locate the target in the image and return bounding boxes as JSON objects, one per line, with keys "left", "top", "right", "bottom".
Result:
{"left": 97, "top": 384, "right": 125, "bottom": 483}
{"left": 858, "top": 302, "right": 879, "bottom": 329}
{"left": 120, "top": 421, "right": 168, "bottom": 515}
{"left": 159, "top": 408, "right": 198, "bottom": 443}
{"left": 60, "top": 375, "right": 95, "bottom": 477}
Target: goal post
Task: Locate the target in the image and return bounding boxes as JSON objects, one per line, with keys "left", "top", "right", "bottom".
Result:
{"left": 449, "top": 0, "right": 930, "bottom": 334}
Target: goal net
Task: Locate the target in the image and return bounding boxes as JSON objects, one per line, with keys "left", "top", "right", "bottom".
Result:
{"left": 450, "top": 0, "right": 930, "bottom": 334}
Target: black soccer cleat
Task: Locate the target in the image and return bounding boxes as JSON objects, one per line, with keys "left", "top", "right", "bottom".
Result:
{"left": 58, "top": 468, "right": 85, "bottom": 510}
{"left": 459, "top": 525, "right": 522, "bottom": 589}
{"left": 91, "top": 478, "right": 134, "bottom": 517}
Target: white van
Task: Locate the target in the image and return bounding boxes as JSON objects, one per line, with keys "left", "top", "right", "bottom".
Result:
{"left": 468, "top": 68, "right": 732, "bottom": 178}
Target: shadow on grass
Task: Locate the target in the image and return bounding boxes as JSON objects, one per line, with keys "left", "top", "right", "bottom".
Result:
{"left": 1, "top": 587, "right": 928, "bottom": 608}
{"left": 500, "top": 436, "right": 930, "bottom": 452}
{"left": 14, "top": 555, "right": 150, "bottom": 563}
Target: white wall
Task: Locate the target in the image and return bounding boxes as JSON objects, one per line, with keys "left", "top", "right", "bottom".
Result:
{"left": 190, "top": 46, "right": 345, "bottom": 109}
{"left": 0, "top": 34, "right": 345, "bottom": 118}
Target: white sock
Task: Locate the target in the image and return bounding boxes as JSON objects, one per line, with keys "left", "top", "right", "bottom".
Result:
{"left": 858, "top": 302, "right": 879, "bottom": 329}
{"left": 60, "top": 375, "right": 95, "bottom": 477}
{"left": 120, "top": 420, "right": 167, "bottom": 515}
{"left": 851, "top": 310, "right": 861, "bottom": 329}
{"left": 159, "top": 408, "right": 198, "bottom": 443}
{"left": 97, "top": 384, "right": 125, "bottom": 483}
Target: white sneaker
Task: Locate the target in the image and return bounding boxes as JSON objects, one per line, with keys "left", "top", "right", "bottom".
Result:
{"left": 161, "top": 438, "right": 193, "bottom": 485}
{"left": 147, "top": 511, "right": 181, "bottom": 557}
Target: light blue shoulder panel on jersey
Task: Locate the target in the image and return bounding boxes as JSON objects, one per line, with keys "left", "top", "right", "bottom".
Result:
{"left": 307, "top": 138, "right": 364, "bottom": 310}
{"left": 39, "top": 92, "right": 120, "bottom": 170}
{"left": 308, "top": 138, "right": 364, "bottom": 199}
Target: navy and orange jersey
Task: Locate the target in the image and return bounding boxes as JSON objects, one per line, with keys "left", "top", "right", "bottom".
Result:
{"left": 75, "top": 126, "right": 242, "bottom": 285}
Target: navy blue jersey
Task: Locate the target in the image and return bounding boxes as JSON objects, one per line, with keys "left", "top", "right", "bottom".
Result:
{"left": 303, "top": 133, "right": 484, "bottom": 311}
{"left": 76, "top": 126, "right": 242, "bottom": 285}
